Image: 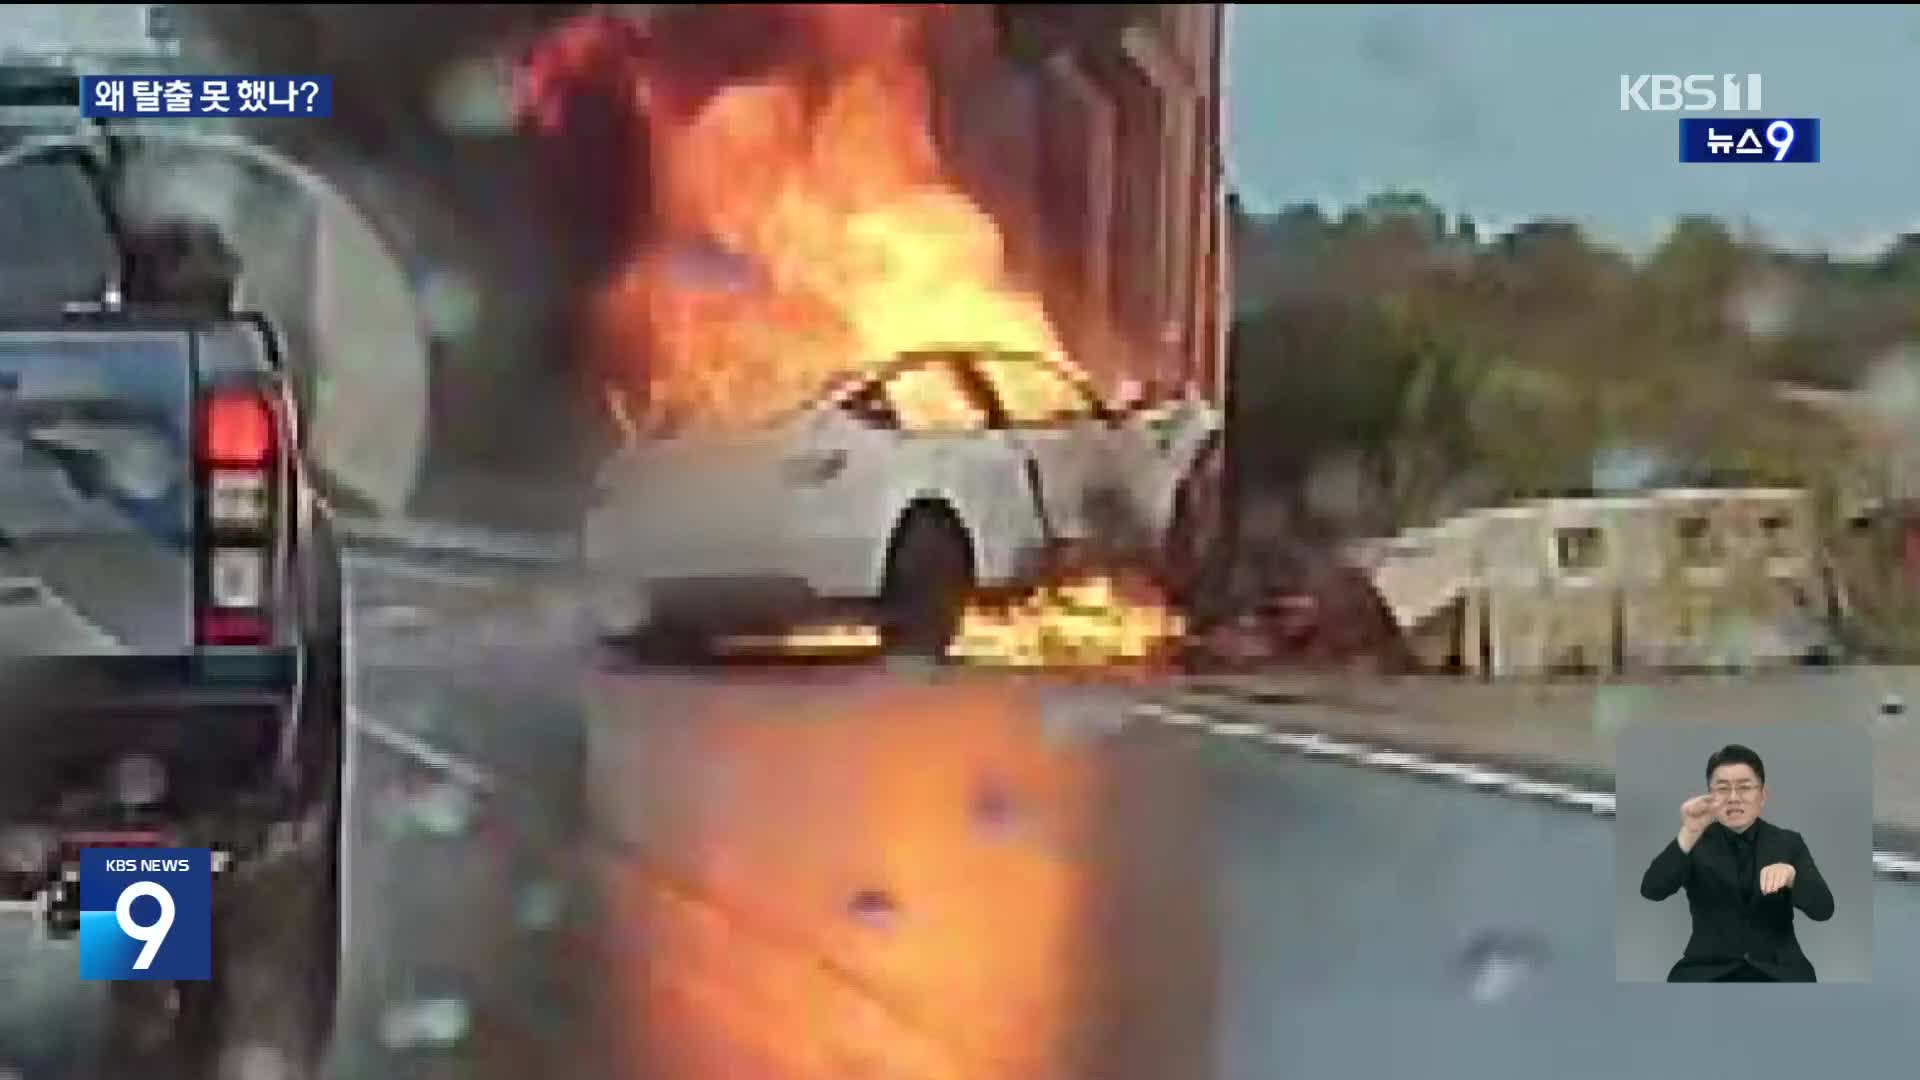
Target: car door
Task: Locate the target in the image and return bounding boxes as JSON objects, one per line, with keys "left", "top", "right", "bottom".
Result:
{"left": 964, "top": 350, "right": 1121, "bottom": 545}
{"left": 867, "top": 354, "right": 1041, "bottom": 588}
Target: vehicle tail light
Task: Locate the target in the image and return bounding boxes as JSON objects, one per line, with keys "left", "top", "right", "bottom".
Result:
{"left": 208, "top": 547, "right": 266, "bottom": 608}
{"left": 208, "top": 469, "right": 270, "bottom": 529}
{"left": 195, "top": 388, "right": 278, "bottom": 648}
{"left": 201, "top": 391, "right": 274, "bottom": 468}
{"left": 197, "top": 609, "right": 270, "bottom": 646}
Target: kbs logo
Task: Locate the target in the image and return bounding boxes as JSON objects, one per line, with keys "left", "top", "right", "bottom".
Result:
{"left": 78, "top": 848, "right": 212, "bottom": 981}
{"left": 1620, "top": 74, "right": 1764, "bottom": 112}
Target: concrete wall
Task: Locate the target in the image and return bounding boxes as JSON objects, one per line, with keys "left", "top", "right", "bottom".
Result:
{"left": 111, "top": 143, "right": 429, "bottom": 517}
{"left": 932, "top": 5, "right": 1228, "bottom": 403}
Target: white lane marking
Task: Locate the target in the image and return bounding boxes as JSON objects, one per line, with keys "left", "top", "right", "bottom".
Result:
{"left": 1410, "top": 761, "right": 1481, "bottom": 779}
{"left": 1146, "top": 706, "right": 1206, "bottom": 728}
{"left": 1302, "top": 738, "right": 1367, "bottom": 757}
{"left": 0, "top": 576, "right": 47, "bottom": 602}
{"left": 350, "top": 708, "right": 493, "bottom": 792}
{"left": 1873, "top": 852, "right": 1920, "bottom": 876}
{"left": 1461, "top": 768, "right": 1522, "bottom": 788}
{"left": 1563, "top": 792, "right": 1616, "bottom": 814}
{"left": 1506, "top": 780, "right": 1578, "bottom": 800}
{"left": 1137, "top": 702, "right": 1920, "bottom": 880}
{"left": 342, "top": 551, "right": 506, "bottom": 591}
{"left": 1260, "top": 730, "right": 1316, "bottom": 749}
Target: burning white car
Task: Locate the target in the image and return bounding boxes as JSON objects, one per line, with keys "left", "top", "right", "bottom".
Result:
{"left": 583, "top": 345, "right": 1223, "bottom": 657}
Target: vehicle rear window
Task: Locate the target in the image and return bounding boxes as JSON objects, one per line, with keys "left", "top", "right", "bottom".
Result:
{"left": 0, "top": 158, "right": 117, "bottom": 306}
{"left": 0, "top": 330, "right": 198, "bottom": 653}
{"left": 0, "top": 331, "right": 194, "bottom": 539}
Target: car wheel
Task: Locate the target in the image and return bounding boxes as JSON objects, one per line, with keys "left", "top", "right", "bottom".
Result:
{"left": 294, "top": 622, "right": 345, "bottom": 1067}
{"left": 881, "top": 508, "right": 974, "bottom": 660}
{"left": 1164, "top": 437, "right": 1230, "bottom": 607}
{"left": 257, "top": 527, "right": 345, "bottom": 1072}
{"left": 187, "top": 821, "right": 339, "bottom": 1079}
{"left": 99, "top": 980, "right": 219, "bottom": 1077}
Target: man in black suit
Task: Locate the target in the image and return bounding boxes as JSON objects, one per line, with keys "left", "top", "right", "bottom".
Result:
{"left": 1640, "top": 743, "right": 1835, "bottom": 982}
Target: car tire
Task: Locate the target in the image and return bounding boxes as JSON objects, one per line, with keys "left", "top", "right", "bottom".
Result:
{"left": 289, "top": 525, "right": 347, "bottom": 1070}
{"left": 293, "top": 622, "right": 345, "bottom": 1069}
{"left": 98, "top": 980, "right": 219, "bottom": 1078}
{"left": 880, "top": 508, "right": 974, "bottom": 660}
{"left": 181, "top": 638, "right": 344, "bottom": 1079}
{"left": 93, "top": 571, "right": 345, "bottom": 1078}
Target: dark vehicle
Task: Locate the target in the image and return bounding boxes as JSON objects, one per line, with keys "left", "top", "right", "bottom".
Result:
{"left": 0, "top": 299, "right": 347, "bottom": 1069}
{"left": 3, "top": 70, "right": 346, "bottom": 1067}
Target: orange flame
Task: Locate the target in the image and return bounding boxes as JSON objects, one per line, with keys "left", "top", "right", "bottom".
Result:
{"left": 528, "top": 4, "right": 1063, "bottom": 433}
{"left": 951, "top": 573, "right": 1188, "bottom": 668}
{"left": 709, "top": 574, "right": 1187, "bottom": 666}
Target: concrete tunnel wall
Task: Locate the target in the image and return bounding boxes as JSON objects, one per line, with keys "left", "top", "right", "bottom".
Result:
{"left": 115, "top": 146, "right": 430, "bottom": 519}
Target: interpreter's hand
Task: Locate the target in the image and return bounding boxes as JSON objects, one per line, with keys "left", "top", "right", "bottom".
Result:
{"left": 1678, "top": 794, "right": 1716, "bottom": 851}
{"left": 1760, "top": 862, "right": 1797, "bottom": 895}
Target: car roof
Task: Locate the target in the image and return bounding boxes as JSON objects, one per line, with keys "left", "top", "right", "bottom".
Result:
{"left": 812, "top": 345, "right": 1057, "bottom": 403}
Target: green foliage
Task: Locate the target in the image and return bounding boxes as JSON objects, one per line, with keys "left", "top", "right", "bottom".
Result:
{"left": 1830, "top": 517, "right": 1920, "bottom": 662}
{"left": 1230, "top": 197, "right": 1910, "bottom": 538}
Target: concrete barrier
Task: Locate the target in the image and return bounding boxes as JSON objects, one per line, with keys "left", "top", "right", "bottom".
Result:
{"left": 1357, "top": 488, "right": 1834, "bottom": 679}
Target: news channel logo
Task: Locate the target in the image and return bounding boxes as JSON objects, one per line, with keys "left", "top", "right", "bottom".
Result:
{"left": 1620, "top": 74, "right": 1764, "bottom": 112}
{"left": 1617, "top": 73, "right": 1819, "bottom": 165}
{"left": 1681, "top": 118, "right": 1819, "bottom": 164}
{"left": 78, "top": 848, "right": 212, "bottom": 981}
{"left": 79, "top": 75, "right": 331, "bottom": 118}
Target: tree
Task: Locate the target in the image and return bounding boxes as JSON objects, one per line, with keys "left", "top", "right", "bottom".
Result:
{"left": 1229, "top": 188, "right": 1920, "bottom": 593}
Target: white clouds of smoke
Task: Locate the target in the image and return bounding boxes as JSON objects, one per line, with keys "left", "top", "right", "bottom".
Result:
{"left": 110, "top": 145, "right": 428, "bottom": 516}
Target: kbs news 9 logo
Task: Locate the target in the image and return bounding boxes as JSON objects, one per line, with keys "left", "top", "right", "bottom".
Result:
{"left": 78, "top": 848, "right": 212, "bottom": 981}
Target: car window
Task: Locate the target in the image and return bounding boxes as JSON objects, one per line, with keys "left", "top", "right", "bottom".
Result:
{"left": 880, "top": 361, "right": 988, "bottom": 433}
{"left": 0, "top": 330, "right": 195, "bottom": 538}
{"left": 837, "top": 381, "right": 899, "bottom": 430}
{"left": 972, "top": 351, "right": 1099, "bottom": 426}
{"left": 0, "top": 158, "right": 117, "bottom": 307}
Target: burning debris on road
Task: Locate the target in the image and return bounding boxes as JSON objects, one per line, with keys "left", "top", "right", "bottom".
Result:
{"left": 694, "top": 543, "right": 1411, "bottom": 675}
{"left": 950, "top": 571, "right": 1188, "bottom": 668}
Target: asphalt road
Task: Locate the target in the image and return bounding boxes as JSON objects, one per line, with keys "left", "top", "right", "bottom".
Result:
{"left": 8, "top": 550, "right": 1920, "bottom": 1079}
{"left": 0, "top": 551, "right": 603, "bottom": 1080}
{"left": 1178, "top": 729, "right": 1920, "bottom": 1079}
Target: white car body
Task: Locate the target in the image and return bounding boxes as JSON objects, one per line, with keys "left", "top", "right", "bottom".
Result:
{"left": 583, "top": 346, "right": 1222, "bottom": 636}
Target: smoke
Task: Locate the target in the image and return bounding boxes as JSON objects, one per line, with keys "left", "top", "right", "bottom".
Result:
{"left": 105, "top": 141, "right": 430, "bottom": 517}
{"left": 177, "top": 5, "right": 583, "bottom": 155}
{"left": 1726, "top": 272, "right": 1797, "bottom": 340}
{"left": 1590, "top": 444, "right": 1666, "bottom": 494}
{"left": 1858, "top": 343, "right": 1920, "bottom": 427}
{"left": 110, "top": 147, "right": 310, "bottom": 305}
